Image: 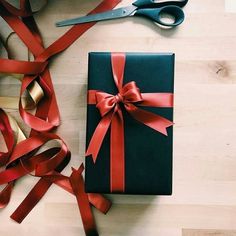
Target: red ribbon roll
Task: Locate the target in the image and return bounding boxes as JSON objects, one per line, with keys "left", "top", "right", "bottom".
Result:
{"left": 86, "top": 53, "right": 174, "bottom": 193}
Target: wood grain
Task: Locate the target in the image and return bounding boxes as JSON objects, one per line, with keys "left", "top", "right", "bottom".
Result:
{"left": 183, "top": 229, "right": 236, "bottom": 236}
{"left": 0, "top": 0, "right": 236, "bottom": 235}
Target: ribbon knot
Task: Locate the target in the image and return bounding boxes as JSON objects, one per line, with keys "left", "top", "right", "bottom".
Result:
{"left": 115, "top": 93, "right": 123, "bottom": 103}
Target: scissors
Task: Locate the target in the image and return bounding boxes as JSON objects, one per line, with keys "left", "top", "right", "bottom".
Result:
{"left": 56, "top": 0, "right": 188, "bottom": 28}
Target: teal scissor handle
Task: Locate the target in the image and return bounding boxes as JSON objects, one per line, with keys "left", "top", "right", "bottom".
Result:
{"left": 133, "top": 0, "right": 188, "bottom": 8}
{"left": 134, "top": 5, "right": 185, "bottom": 27}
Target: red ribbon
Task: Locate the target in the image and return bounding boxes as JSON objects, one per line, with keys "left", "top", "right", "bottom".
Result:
{"left": 0, "top": 0, "right": 121, "bottom": 132}
{"left": 0, "top": 109, "right": 111, "bottom": 234}
{"left": 86, "top": 53, "right": 174, "bottom": 193}
{"left": 0, "top": 0, "right": 122, "bottom": 235}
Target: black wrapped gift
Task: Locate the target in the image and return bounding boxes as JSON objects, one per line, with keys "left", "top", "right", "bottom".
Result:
{"left": 85, "top": 52, "right": 174, "bottom": 195}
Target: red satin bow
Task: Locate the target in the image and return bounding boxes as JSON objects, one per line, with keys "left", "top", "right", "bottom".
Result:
{"left": 86, "top": 53, "right": 174, "bottom": 193}
{"left": 95, "top": 81, "right": 143, "bottom": 116}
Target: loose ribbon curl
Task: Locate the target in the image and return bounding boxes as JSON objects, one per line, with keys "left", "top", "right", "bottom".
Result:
{"left": 0, "top": 0, "right": 121, "bottom": 132}
{"left": 0, "top": 0, "right": 122, "bottom": 235}
{"left": 86, "top": 53, "right": 174, "bottom": 192}
{"left": 0, "top": 109, "right": 111, "bottom": 235}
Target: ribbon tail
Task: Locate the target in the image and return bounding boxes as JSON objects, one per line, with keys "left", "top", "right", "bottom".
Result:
{"left": 0, "top": 182, "right": 14, "bottom": 208}
{"left": 86, "top": 112, "right": 113, "bottom": 163}
{"left": 70, "top": 166, "right": 98, "bottom": 236}
{"left": 88, "top": 193, "right": 112, "bottom": 214}
{"left": 10, "top": 177, "right": 53, "bottom": 223}
{"left": 128, "top": 105, "right": 173, "bottom": 136}
{"left": 10, "top": 151, "right": 71, "bottom": 223}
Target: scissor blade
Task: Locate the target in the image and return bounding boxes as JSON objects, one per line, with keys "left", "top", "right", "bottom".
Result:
{"left": 56, "top": 6, "right": 137, "bottom": 27}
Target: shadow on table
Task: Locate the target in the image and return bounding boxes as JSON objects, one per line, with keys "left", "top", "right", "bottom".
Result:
{"left": 97, "top": 194, "right": 160, "bottom": 236}
{"left": 131, "top": 16, "right": 182, "bottom": 37}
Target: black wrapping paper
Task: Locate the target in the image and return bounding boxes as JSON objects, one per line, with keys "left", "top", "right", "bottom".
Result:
{"left": 85, "top": 52, "right": 174, "bottom": 195}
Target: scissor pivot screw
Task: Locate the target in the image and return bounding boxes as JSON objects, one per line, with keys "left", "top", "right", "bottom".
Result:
{"left": 123, "top": 10, "right": 126, "bottom": 14}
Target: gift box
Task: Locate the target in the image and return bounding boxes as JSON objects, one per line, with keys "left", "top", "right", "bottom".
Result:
{"left": 85, "top": 52, "right": 174, "bottom": 195}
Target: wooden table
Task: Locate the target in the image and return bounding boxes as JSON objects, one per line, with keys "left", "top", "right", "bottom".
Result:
{"left": 0, "top": 0, "right": 236, "bottom": 235}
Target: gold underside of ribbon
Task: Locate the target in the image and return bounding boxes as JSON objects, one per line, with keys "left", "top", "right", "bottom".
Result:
{"left": 0, "top": 74, "right": 44, "bottom": 110}
{"left": 26, "top": 80, "right": 44, "bottom": 108}
{"left": 7, "top": 114, "right": 26, "bottom": 144}
{"left": 0, "top": 97, "right": 18, "bottom": 109}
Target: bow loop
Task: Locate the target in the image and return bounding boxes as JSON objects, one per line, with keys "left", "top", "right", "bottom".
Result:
{"left": 95, "top": 91, "right": 116, "bottom": 117}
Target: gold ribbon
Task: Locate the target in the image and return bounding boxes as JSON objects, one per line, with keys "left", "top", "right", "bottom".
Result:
{"left": 7, "top": 113, "right": 26, "bottom": 143}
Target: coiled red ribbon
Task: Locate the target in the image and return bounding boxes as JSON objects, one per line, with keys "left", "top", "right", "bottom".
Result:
{"left": 0, "top": 0, "right": 121, "bottom": 235}
{"left": 86, "top": 53, "right": 174, "bottom": 193}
